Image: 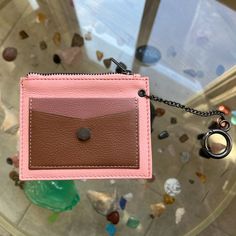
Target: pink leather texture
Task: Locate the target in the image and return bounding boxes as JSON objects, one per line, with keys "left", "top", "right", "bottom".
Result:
{"left": 19, "top": 73, "right": 152, "bottom": 180}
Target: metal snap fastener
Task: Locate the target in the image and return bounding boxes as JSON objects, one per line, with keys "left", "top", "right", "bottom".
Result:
{"left": 77, "top": 128, "right": 91, "bottom": 141}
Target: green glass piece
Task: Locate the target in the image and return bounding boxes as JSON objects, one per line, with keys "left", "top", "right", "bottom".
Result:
{"left": 48, "top": 212, "right": 60, "bottom": 223}
{"left": 126, "top": 216, "right": 140, "bottom": 229}
{"left": 231, "top": 116, "right": 236, "bottom": 125}
{"left": 24, "top": 180, "right": 80, "bottom": 212}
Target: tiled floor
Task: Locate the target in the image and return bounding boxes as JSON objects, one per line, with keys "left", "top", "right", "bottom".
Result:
{"left": 0, "top": 0, "right": 236, "bottom": 235}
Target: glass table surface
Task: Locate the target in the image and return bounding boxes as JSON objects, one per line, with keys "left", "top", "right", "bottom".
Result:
{"left": 0, "top": 0, "right": 235, "bottom": 235}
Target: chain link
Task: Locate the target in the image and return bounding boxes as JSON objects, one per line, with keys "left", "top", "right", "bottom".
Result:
{"left": 111, "top": 59, "right": 225, "bottom": 119}
{"left": 142, "top": 91, "right": 232, "bottom": 159}
{"left": 145, "top": 94, "right": 225, "bottom": 118}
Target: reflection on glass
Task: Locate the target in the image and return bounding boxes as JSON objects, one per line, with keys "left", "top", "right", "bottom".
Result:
{"left": 140, "top": 0, "right": 236, "bottom": 102}
{"left": 73, "top": 0, "right": 145, "bottom": 68}
{"left": 208, "top": 133, "right": 227, "bottom": 154}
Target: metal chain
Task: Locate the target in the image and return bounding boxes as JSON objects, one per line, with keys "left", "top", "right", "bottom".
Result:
{"left": 110, "top": 59, "right": 226, "bottom": 119}
{"left": 144, "top": 93, "right": 225, "bottom": 118}
{"left": 140, "top": 90, "right": 232, "bottom": 159}
{"left": 111, "top": 59, "right": 232, "bottom": 158}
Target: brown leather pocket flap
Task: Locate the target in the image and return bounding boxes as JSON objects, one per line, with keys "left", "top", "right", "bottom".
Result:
{"left": 29, "top": 98, "right": 139, "bottom": 169}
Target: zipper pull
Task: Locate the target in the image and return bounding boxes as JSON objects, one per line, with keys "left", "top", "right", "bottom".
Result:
{"left": 110, "top": 58, "right": 133, "bottom": 75}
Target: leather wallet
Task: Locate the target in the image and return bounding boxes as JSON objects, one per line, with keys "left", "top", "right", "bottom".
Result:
{"left": 19, "top": 73, "right": 152, "bottom": 180}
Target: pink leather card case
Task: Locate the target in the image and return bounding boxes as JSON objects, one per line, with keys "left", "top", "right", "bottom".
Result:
{"left": 19, "top": 73, "right": 152, "bottom": 180}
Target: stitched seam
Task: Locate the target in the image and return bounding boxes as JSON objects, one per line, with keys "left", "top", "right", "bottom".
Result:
{"left": 145, "top": 79, "right": 151, "bottom": 177}
{"left": 135, "top": 98, "right": 139, "bottom": 167}
{"left": 25, "top": 78, "right": 147, "bottom": 81}
{"left": 21, "top": 175, "right": 149, "bottom": 179}
{"left": 29, "top": 98, "right": 32, "bottom": 168}
{"left": 29, "top": 97, "right": 139, "bottom": 168}
{"left": 20, "top": 81, "right": 24, "bottom": 178}
{"left": 30, "top": 165, "right": 139, "bottom": 168}
{"left": 23, "top": 79, "right": 150, "bottom": 177}
{"left": 21, "top": 77, "right": 150, "bottom": 178}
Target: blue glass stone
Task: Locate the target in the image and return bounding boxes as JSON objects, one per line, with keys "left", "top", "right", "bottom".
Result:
{"left": 135, "top": 45, "right": 161, "bottom": 65}
{"left": 106, "top": 223, "right": 116, "bottom": 236}
{"left": 167, "top": 46, "right": 177, "bottom": 57}
{"left": 180, "top": 151, "right": 190, "bottom": 163}
{"left": 119, "top": 196, "right": 127, "bottom": 210}
{"left": 216, "top": 65, "right": 225, "bottom": 76}
{"left": 183, "top": 69, "right": 197, "bottom": 77}
{"left": 231, "top": 111, "right": 236, "bottom": 116}
{"left": 231, "top": 116, "right": 236, "bottom": 125}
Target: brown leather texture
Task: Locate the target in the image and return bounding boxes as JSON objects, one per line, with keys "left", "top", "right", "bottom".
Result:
{"left": 29, "top": 102, "right": 139, "bottom": 169}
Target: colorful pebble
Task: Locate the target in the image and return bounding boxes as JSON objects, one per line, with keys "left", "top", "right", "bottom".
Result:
{"left": 71, "top": 33, "right": 84, "bottom": 47}
{"left": 119, "top": 196, "right": 127, "bottom": 210}
{"left": 6, "top": 154, "right": 19, "bottom": 167}
{"left": 2, "top": 47, "right": 17, "bottom": 61}
{"left": 9, "top": 171, "right": 19, "bottom": 181}
{"left": 180, "top": 151, "right": 190, "bottom": 163}
{"left": 183, "top": 69, "right": 197, "bottom": 77}
{"left": 106, "top": 211, "right": 119, "bottom": 225}
{"left": 39, "top": 41, "right": 47, "bottom": 50}
{"left": 53, "top": 32, "right": 61, "bottom": 46}
{"left": 19, "top": 30, "right": 29, "bottom": 39}
{"left": 231, "top": 116, "right": 236, "bottom": 125}
{"left": 170, "top": 117, "right": 177, "bottom": 124}
{"left": 36, "top": 12, "right": 47, "bottom": 23}
{"left": 135, "top": 45, "right": 161, "bottom": 65}
{"left": 158, "top": 131, "right": 169, "bottom": 140}
{"left": 123, "top": 192, "right": 133, "bottom": 201}
{"left": 155, "top": 108, "right": 165, "bottom": 117}
{"left": 163, "top": 194, "right": 175, "bottom": 204}
{"left": 150, "top": 203, "right": 166, "bottom": 217}
{"left": 103, "top": 58, "right": 111, "bottom": 68}
{"left": 84, "top": 32, "right": 92, "bottom": 40}
{"left": 164, "top": 178, "right": 181, "bottom": 196}
{"left": 218, "top": 105, "right": 230, "bottom": 115}
{"left": 105, "top": 223, "right": 116, "bottom": 236}
{"left": 53, "top": 54, "right": 61, "bottom": 64}
{"left": 179, "top": 134, "right": 189, "bottom": 143}
{"left": 96, "top": 50, "right": 103, "bottom": 61}
{"left": 126, "top": 216, "right": 140, "bottom": 229}
{"left": 196, "top": 172, "right": 206, "bottom": 183}
{"left": 216, "top": 65, "right": 225, "bottom": 76}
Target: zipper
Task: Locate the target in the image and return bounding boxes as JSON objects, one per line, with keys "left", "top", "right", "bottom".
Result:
{"left": 26, "top": 72, "right": 141, "bottom": 80}
{"left": 27, "top": 72, "right": 137, "bottom": 76}
{"left": 27, "top": 58, "right": 137, "bottom": 77}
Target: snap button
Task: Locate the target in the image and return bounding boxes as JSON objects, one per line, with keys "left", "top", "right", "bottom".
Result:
{"left": 77, "top": 128, "right": 91, "bottom": 141}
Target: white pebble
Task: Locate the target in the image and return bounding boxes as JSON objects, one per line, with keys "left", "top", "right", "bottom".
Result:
{"left": 123, "top": 192, "right": 133, "bottom": 201}
{"left": 175, "top": 208, "right": 185, "bottom": 224}
{"left": 164, "top": 178, "right": 181, "bottom": 196}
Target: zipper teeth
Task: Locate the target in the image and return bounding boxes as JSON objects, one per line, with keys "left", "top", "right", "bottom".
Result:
{"left": 27, "top": 72, "right": 133, "bottom": 76}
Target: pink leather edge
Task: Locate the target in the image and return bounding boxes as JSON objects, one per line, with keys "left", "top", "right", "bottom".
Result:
{"left": 19, "top": 74, "right": 152, "bottom": 180}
